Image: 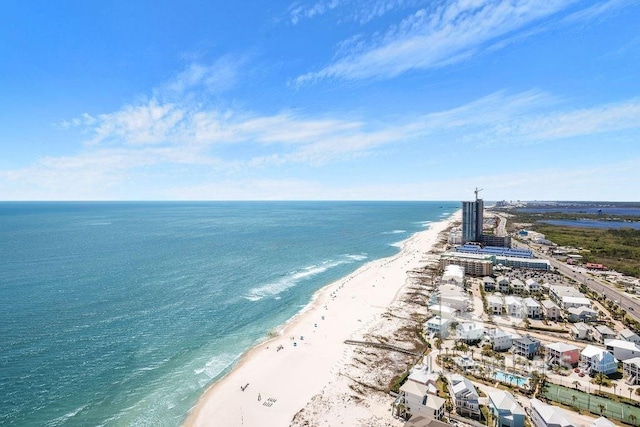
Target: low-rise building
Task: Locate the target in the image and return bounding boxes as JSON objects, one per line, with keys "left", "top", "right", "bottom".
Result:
{"left": 457, "top": 322, "right": 485, "bottom": 343}
{"left": 496, "top": 276, "right": 510, "bottom": 293}
{"left": 622, "top": 357, "right": 640, "bottom": 385}
{"left": 442, "top": 264, "right": 465, "bottom": 287}
{"left": 487, "top": 295, "right": 504, "bottom": 315}
{"left": 513, "top": 335, "right": 541, "bottom": 359}
{"left": 566, "top": 306, "right": 598, "bottom": 323}
{"left": 549, "top": 285, "right": 583, "bottom": 305}
{"left": 511, "top": 278, "right": 526, "bottom": 294}
{"left": 592, "top": 325, "right": 617, "bottom": 343}
{"left": 580, "top": 345, "right": 618, "bottom": 375}
{"left": 540, "top": 299, "right": 561, "bottom": 321}
{"left": 449, "top": 374, "right": 480, "bottom": 419}
{"left": 525, "top": 278, "right": 541, "bottom": 294}
{"left": 523, "top": 297, "right": 541, "bottom": 319}
{"left": 428, "top": 304, "right": 458, "bottom": 319}
{"left": 483, "top": 276, "right": 495, "bottom": 292}
{"left": 530, "top": 398, "right": 572, "bottom": 427}
{"left": 424, "top": 316, "right": 452, "bottom": 338}
{"left": 619, "top": 328, "right": 640, "bottom": 344}
{"left": 505, "top": 296, "right": 523, "bottom": 318}
{"left": 570, "top": 322, "right": 592, "bottom": 340}
{"left": 561, "top": 296, "right": 592, "bottom": 310}
{"left": 488, "top": 390, "right": 525, "bottom": 427}
{"left": 545, "top": 342, "right": 580, "bottom": 368}
{"left": 486, "top": 328, "right": 513, "bottom": 351}
{"left": 604, "top": 339, "right": 640, "bottom": 361}
{"left": 395, "top": 381, "right": 446, "bottom": 421}
{"left": 440, "top": 252, "right": 493, "bottom": 277}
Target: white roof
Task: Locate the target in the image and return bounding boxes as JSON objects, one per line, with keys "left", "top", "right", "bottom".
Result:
{"left": 581, "top": 344, "right": 610, "bottom": 358}
{"left": 594, "top": 325, "right": 616, "bottom": 335}
{"left": 530, "top": 398, "right": 571, "bottom": 427}
{"left": 591, "top": 417, "right": 616, "bottom": 427}
{"left": 525, "top": 278, "right": 539, "bottom": 286}
{"left": 488, "top": 390, "right": 525, "bottom": 415}
{"left": 545, "top": 342, "right": 579, "bottom": 353}
{"left": 620, "top": 328, "right": 639, "bottom": 339}
{"left": 511, "top": 278, "right": 525, "bottom": 287}
{"left": 562, "top": 296, "right": 591, "bottom": 305}
{"left": 504, "top": 296, "right": 522, "bottom": 306}
{"left": 540, "top": 299, "right": 559, "bottom": 309}
{"left": 401, "top": 380, "right": 427, "bottom": 397}
{"left": 550, "top": 285, "right": 583, "bottom": 297}
{"left": 487, "top": 295, "right": 504, "bottom": 305}
{"left": 428, "top": 304, "right": 458, "bottom": 314}
{"left": 572, "top": 322, "right": 591, "bottom": 332}
{"left": 425, "top": 394, "right": 446, "bottom": 411}
{"left": 623, "top": 357, "right": 640, "bottom": 367}
{"left": 523, "top": 297, "right": 540, "bottom": 307}
{"left": 567, "top": 306, "right": 597, "bottom": 315}
{"left": 605, "top": 339, "right": 640, "bottom": 351}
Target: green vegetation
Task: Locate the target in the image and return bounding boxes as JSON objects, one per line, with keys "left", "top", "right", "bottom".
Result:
{"left": 507, "top": 210, "right": 640, "bottom": 277}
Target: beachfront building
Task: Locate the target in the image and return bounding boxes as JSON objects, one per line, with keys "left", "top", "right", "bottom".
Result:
{"left": 511, "top": 279, "right": 526, "bottom": 295}
{"left": 442, "top": 265, "right": 465, "bottom": 287}
{"left": 456, "top": 322, "right": 485, "bottom": 343}
{"left": 404, "top": 416, "right": 450, "bottom": 427}
{"left": 483, "top": 276, "right": 496, "bottom": 292}
{"left": 580, "top": 345, "right": 618, "bottom": 375}
{"left": 540, "top": 300, "right": 562, "bottom": 321}
{"left": 604, "top": 339, "right": 640, "bottom": 361}
{"left": 395, "top": 381, "right": 446, "bottom": 421}
{"left": 433, "top": 284, "right": 470, "bottom": 312}
{"left": 487, "top": 390, "right": 525, "bottom": 427}
{"left": 523, "top": 297, "right": 541, "bottom": 319}
{"left": 504, "top": 296, "right": 523, "bottom": 318}
{"left": 512, "top": 335, "right": 540, "bottom": 359}
{"left": 407, "top": 361, "right": 440, "bottom": 395}
{"left": 462, "top": 198, "right": 483, "bottom": 243}
{"left": 496, "top": 276, "right": 510, "bottom": 293}
{"left": 529, "top": 398, "right": 572, "bottom": 427}
{"left": 545, "top": 342, "right": 580, "bottom": 369}
{"left": 570, "top": 322, "right": 592, "bottom": 340}
{"left": 440, "top": 252, "right": 493, "bottom": 277}
{"left": 592, "top": 325, "right": 617, "bottom": 343}
{"left": 449, "top": 374, "right": 480, "bottom": 419}
{"left": 525, "top": 278, "right": 540, "bottom": 294}
{"left": 622, "top": 357, "right": 640, "bottom": 385}
{"left": 428, "top": 304, "right": 458, "bottom": 319}
{"left": 566, "top": 306, "right": 598, "bottom": 323}
{"left": 619, "top": 328, "right": 640, "bottom": 344}
{"left": 486, "top": 328, "right": 513, "bottom": 351}
{"left": 487, "top": 295, "right": 504, "bottom": 316}
{"left": 425, "top": 316, "right": 452, "bottom": 338}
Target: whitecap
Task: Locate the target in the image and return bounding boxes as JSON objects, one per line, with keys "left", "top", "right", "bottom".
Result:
{"left": 382, "top": 229, "right": 406, "bottom": 235}
{"left": 343, "top": 253, "right": 367, "bottom": 261}
{"left": 244, "top": 260, "right": 347, "bottom": 300}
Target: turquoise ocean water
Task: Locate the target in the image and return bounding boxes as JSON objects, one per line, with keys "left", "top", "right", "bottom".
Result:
{"left": 0, "top": 201, "right": 457, "bottom": 426}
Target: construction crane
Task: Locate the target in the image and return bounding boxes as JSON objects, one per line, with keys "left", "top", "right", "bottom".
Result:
{"left": 474, "top": 187, "right": 483, "bottom": 201}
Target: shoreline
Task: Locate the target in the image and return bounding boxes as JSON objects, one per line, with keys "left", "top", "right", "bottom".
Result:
{"left": 183, "top": 211, "right": 460, "bottom": 427}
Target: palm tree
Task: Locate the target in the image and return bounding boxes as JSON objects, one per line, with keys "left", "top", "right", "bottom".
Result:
{"left": 629, "top": 387, "right": 634, "bottom": 399}
{"left": 571, "top": 394, "right": 578, "bottom": 408}
{"left": 572, "top": 380, "right": 580, "bottom": 390}
{"left": 613, "top": 383, "right": 617, "bottom": 396}
{"left": 598, "top": 403, "right": 605, "bottom": 415}
{"left": 630, "top": 414, "right": 637, "bottom": 426}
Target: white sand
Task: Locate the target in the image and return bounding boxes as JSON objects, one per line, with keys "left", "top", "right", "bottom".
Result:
{"left": 184, "top": 213, "right": 460, "bottom": 427}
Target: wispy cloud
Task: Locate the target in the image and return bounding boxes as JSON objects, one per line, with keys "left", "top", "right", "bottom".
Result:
{"left": 6, "top": 89, "right": 640, "bottom": 199}
{"left": 160, "top": 56, "right": 245, "bottom": 95}
{"left": 295, "top": 0, "right": 623, "bottom": 84}
{"left": 289, "top": 0, "right": 342, "bottom": 24}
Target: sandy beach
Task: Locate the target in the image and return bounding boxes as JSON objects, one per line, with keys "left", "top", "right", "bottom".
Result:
{"left": 184, "top": 212, "right": 460, "bottom": 427}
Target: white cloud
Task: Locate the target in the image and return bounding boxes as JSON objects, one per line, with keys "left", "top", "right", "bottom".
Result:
{"left": 295, "top": 0, "right": 587, "bottom": 84}
{"left": 6, "top": 89, "right": 640, "bottom": 200}
{"left": 162, "top": 56, "right": 244, "bottom": 95}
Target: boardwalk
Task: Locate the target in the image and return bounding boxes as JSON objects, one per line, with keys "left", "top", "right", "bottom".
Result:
{"left": 343, "top": 340, "right": 423, "bottom": 357}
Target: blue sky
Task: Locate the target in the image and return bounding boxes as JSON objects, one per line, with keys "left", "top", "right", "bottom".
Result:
{"left": 1, "top": 0, "right": 639, "bottom": 201}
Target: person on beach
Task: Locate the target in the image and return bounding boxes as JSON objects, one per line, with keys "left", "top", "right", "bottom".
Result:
{"left": 258, "top": 393, "right": 261, "bottom": 402}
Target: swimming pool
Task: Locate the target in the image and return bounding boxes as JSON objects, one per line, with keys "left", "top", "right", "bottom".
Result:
{"left": 493, "top": 370, "right": 529, "bottom": 387}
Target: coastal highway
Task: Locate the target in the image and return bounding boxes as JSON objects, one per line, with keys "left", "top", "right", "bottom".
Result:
{"left": 513, "top": 240, "right": 640, "bottom": 322}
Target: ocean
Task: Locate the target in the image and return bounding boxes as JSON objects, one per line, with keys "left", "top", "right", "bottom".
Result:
{"left": 0, "top": 201, "right": 457, "bottom": 426}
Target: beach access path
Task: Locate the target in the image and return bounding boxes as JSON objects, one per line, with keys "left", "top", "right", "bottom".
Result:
{"left": 183, "top": 213, "right": 459, "bottom": 427}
